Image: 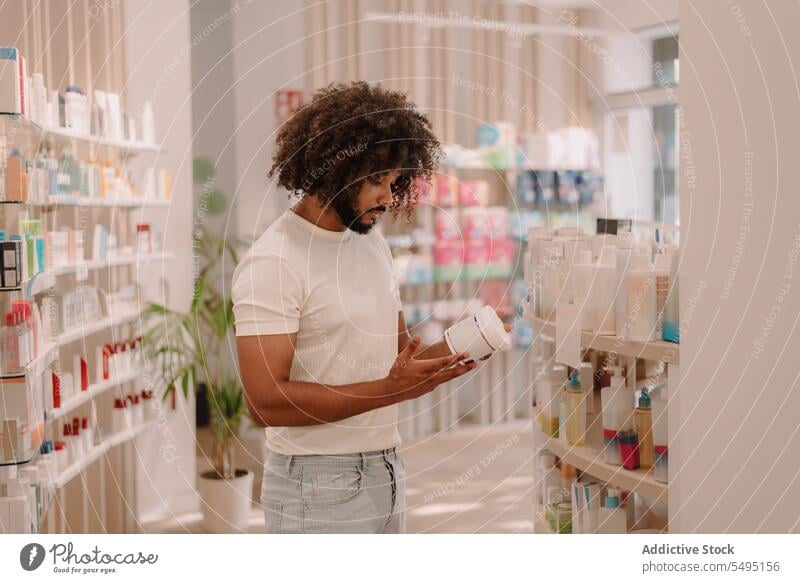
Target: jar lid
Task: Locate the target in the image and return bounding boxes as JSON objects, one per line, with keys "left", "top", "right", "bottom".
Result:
{"left": 474, "top": 305, "right": 510, "bottom": 351}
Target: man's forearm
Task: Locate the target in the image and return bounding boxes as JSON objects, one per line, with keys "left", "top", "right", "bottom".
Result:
{"left": 252, "top": 377, "right": 405, "bottom": 427}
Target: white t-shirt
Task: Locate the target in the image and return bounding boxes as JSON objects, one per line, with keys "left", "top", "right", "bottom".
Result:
{"left": 231, "top": 209, "right": 402, "bottom": 455}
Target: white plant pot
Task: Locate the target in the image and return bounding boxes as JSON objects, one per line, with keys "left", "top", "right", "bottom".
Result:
{"left": 198, "top": 469, "right": 254, "bottom": 533}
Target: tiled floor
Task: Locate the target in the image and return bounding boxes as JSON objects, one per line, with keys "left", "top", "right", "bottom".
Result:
{"left": 143, "top": 421, "right": 534, "bottom": 534}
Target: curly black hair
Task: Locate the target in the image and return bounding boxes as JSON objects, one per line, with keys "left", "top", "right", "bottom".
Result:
{"left": 268, "top": 81, "right": 442, "bottom": 217}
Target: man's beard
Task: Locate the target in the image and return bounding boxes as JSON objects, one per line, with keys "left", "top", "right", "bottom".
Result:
{"left": 331, "top": 195, "right": 386, "bottom": 234}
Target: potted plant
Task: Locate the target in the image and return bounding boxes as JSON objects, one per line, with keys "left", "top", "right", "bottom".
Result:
{"left": 141, "top": 228, "right": 253, "bottom": 532}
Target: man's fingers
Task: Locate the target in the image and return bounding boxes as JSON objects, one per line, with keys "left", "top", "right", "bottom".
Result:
{"left": 421, "top": 351, "right": 468, "bottom": 373}
{"left": 433, "top": 360, "right": 476, "bottom": 382}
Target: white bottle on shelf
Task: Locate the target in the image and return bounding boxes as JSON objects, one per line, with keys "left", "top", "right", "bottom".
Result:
{"left": 578, "top": 362, "right": 595, "bottom": 415}
{"left": 572, "top": 250, "right": 595, "bottom": 332}
{"left": 537, "top": 453, "right": 561, "bottom": 506}
{"left": 626, "top": 253, "right": 657, "bottom": 342}
{"left": 598, "top": 488, "right": 628, "bottom": 533}
{"left": 594, "top": 246, "right": 617, "bottom": 336}
{"left": 601, "top": 367, "right": 627, "bottom": 465}
{"left": 614, "top": 233, "right": 635, "bottom": 337}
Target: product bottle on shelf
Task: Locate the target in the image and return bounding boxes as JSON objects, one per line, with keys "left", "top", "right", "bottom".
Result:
{"left": 565, "top": 370, "right": 587, "bottom": 446}
{"left": 1, "top": 312, "right": 21, "bottom": 374}
{"left": 614, "top": 233, "right": 635, "bottom": 337}
{"left": 653, "top": 253, "right": 672, "bottom": 339}
{"left": 662, "top": 248, "right": 681, "bottom": 343}
{"left": 538, "top": 364, "right": 566, "bottom": 437}
{"left": 598, "top": 488, "right": 627, "bottom": 533}
{"left": 572, "top": 249, "right": 595, "bottom": 332}
{"left": 617, "top": 430, "right": 640, "bottom": 470}
{"left": 634, "top": 389, "right": 654, "bottom": 469}
{"left": 651, "top": 387, "right": 668, "bottom": 483}
{"left": 537, "top": 453, "right": 561, "bottom": 505}
{"left": 560, "top": 462, "right": 577, "bottom": 496}
{"left": 600, "top": 367, "right": 626, "bottom": 465}
{"left": 594, "top": 246, "right": 617, "bottom": 336}
{"left": 626, "top": 253, "right": 657, "bottom": 342}
{"left": 578, "top": 361, "right": 595, "bottom": 415}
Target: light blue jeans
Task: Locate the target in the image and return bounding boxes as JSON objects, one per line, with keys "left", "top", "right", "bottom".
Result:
{"left": 260, "top": 447, "right": 406, "bottom": 533}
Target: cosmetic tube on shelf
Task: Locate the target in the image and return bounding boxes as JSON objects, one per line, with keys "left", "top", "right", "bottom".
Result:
{"left": 634, "top": 390, "right": 654, "bottom": 469}
{"left": 617, "top": 430, "right": 640, "bottom": 470}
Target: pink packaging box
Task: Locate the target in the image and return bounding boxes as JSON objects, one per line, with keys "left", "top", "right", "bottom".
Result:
{"left": 459, "top": 179, "right": 490, "bottom": 206}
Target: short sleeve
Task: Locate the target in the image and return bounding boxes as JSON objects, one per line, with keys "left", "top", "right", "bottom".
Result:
{"left": 377, "top": 234, "right": 402, "bottom": 312}
{"left": 231, "top": 250, "right": 303, "bottom": 336}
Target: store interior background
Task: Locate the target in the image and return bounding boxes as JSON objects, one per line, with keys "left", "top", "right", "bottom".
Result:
{"left": 3, "top": 0, "right": 799, "bottom": 534}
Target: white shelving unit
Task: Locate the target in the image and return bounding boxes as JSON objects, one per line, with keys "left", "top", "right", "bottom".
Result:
{"left": 0, "top": 71, "right": 174, "bottom": 535}
{"left": 525, "top": 303, "right": 676, "bottom": 533}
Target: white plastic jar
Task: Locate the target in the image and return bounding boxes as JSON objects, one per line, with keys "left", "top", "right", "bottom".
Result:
{"left": 443, "top": 304, "right": 510, "bottom": 361}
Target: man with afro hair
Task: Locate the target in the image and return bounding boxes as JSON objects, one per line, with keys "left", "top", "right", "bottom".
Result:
{"left": 233, "top": 82, "right": 478, "bottom": 533}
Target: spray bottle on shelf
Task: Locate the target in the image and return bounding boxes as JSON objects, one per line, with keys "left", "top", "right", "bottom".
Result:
{"left": 565, "top": 370, "right": 587, "bottom": 446}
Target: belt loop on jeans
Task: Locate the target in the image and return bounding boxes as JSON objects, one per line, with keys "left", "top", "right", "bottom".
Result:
{"left": 284, "top": 454, "right": 294, "bottom": 476}
{"left": 359, "top": 452, "right": 367, "bottom": 472}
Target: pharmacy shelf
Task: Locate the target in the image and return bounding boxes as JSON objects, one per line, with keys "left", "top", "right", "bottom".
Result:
{"left": 46, "top": 368, "right": 140, "bottom": 423}
{"left": 525, "top": 309, "right": 680, "bottom": 365}
{"left": 4, "top": 253, "right": 174, "bottom": 298}
{"left": 0, "top": 196, "right": 172, "bottom": 208}
{"left": 44, "top": 196, "right": 171, "bottom": 208}
{"left": 1, "top": 114, "right": 162, "bottom": 155}
{"left": 56, "top": 309, "right": 141, "bottom": 347}
{"left": 53, "top": 419, "right": 159, "bottom": 489}
{"left": 532, "top": 404, "right": 667, "bottom": 504}
{"left": 48, "top": 251, "right": 175, "bottom": 278}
